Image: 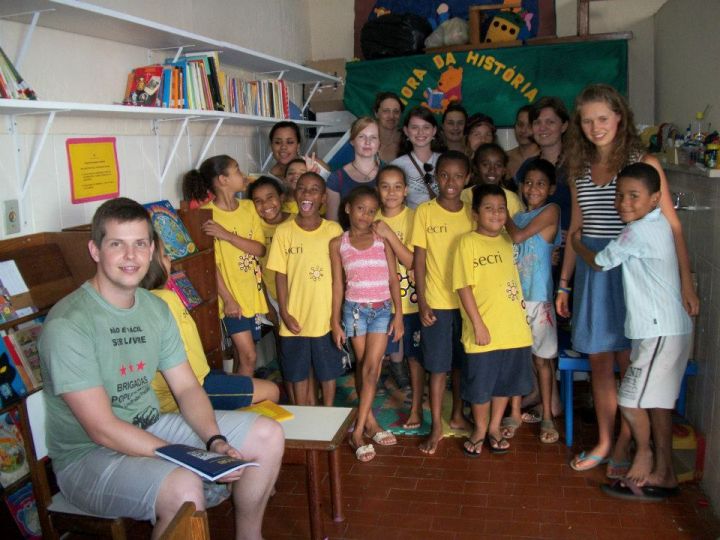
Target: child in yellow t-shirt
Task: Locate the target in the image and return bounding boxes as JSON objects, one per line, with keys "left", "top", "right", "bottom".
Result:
{"left": 461, "top": 143, "right": 524, "bottom": 217}
{"left": 183, "top": 155, "right": 268, "bottom": 377}
{"left": 247, "top": 176, "right": 294, "bottom": 311}
{"left": 410, "top": 150, "right": 475, "bottom": 455}
{"left": 452, "top": 183, "right": 534, "bottom": 456}
{"left": 373, "top": 165, "right": 424, "bottom": 430}
{"left": 142, "top": 234, "right": 278, "bottom": 413}
{"left": 267, "top": 172, "right": 344, "bottom": 405}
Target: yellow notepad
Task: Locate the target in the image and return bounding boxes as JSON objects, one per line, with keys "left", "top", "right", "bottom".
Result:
{"left": 241, "top": 400, "right": 294, "bottom": 422}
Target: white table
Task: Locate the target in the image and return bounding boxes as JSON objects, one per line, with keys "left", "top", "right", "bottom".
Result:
{"left": 280, "top": 405, "right": 355, "bottom": 540}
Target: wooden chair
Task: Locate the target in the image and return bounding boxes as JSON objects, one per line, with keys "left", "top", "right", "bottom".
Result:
{"left": 159, "top": 502, "right": 210, "bottom": 540}
{"left": 24, "top": 390, "right": 134, "bottom": 539}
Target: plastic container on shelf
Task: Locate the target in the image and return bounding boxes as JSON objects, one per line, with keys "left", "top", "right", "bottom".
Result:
{"left": 705, "top": 144, "right": 719, "bottom": 169}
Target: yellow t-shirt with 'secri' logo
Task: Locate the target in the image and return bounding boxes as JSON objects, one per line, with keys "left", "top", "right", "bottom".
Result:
{"left": 410, "top": 200, "right": 474, "bottom": 310}
{"left": 452, "top": 231, "right": 532, "bottom": 354}
{"left": 266, "top": 218, "right": 343, "bottom": 337}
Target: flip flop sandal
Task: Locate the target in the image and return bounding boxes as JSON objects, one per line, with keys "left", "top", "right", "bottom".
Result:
{"left": 539, "top": 419, "right": 559, "bottom": 444}
{"left": 570, "top": 451, "right": 608, "bottom": 472}
{"left": 601, "top": 479, "right": 667, "bottom": 502}
{"left": 501, "top": 417, "right": 521, "bottom": 439}
{"left": 488, "top": 435, "right": 510, "bottom": 455}
{"left": 368, "top": 430, "right": 397, "bottom": 446}
{"left": 349, "top": 441, "right": 376, "bottom": 462}
{"left": 606, "top": 458, "right": 631, "bottom": 479}
{"left": 463, "top": 437, "right": 484, "bottom": 458}
{"left": 521, "top": 407, "right": 542, "bottom": 424}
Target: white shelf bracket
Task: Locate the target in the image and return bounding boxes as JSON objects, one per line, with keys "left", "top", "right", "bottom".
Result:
{"left": 277, "top": 70, "right": 287, "bottom": 81}
{"left": 20, "top": 110, "right": 56, "bottom": 200}
{"left": 194, "top": 118, "right": 224, "bottom": 167}
{"left": 261, "top": 151, "right": 273, "bottom": 173}
{"left": 14, "top": 10, "right": 40, "bottom": 70}
{"left": 305, "top": 125, "right": 324, "bottom": 156}
{"left": 158, "top": 116, "right": 192, "bottom": 185}
{"left": 302, "top": 82, "right": 321, "bottom": 113}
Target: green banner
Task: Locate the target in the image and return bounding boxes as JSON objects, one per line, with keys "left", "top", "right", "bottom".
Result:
{"left": 344, "top": 40, "right": 628, "bottom": 127}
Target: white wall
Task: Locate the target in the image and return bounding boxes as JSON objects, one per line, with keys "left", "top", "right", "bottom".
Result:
{"left": 655, "top": 0, "right": 719, "bottom": 129}
{"left": 542, "top": 0, "right": 670, "bottom": 124}
{"left": 0, "top": 0, "right": 313, "bottom": 239}
{"left": 656, "top": 0, "right": 720, "bottom": 516}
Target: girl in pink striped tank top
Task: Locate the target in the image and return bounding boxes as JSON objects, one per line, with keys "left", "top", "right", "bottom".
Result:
{"left": 330, "top": 186, "right": 404, "bottom": 462}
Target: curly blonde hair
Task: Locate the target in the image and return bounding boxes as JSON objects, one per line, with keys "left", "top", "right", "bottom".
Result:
{"left": 564, "top": 84, "right": 645, "bottom": 182}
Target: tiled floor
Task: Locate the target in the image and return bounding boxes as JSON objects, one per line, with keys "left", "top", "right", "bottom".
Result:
{"left": 204, "top": 411, "right": 720, "bottom": 540}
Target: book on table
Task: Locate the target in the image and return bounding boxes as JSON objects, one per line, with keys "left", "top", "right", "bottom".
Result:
{"left": 241, "top": 400, "right": 294, "bottom": 422}
{"left": 155, "top": 444, "right": 258, "bottom": 481}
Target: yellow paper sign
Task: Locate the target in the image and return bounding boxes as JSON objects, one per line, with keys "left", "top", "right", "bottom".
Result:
{"left": 66, "top": 137, "right": 120, "bottom": 203}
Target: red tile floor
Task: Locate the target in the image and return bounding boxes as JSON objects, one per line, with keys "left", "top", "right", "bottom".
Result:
{"left": 208, "top": 406, "right": 720, "bottom": 540}
{"left": 113, "top": 385, "right": 720, "bottom": 539}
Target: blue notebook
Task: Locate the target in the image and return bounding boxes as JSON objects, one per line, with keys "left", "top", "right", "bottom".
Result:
{"left": 155, "top": 444, "right": 258, "bottom": 481}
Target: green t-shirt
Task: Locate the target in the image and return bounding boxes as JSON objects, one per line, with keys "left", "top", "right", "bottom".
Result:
{"left": 38, "top": 282, "right": 186, "bottom": 471}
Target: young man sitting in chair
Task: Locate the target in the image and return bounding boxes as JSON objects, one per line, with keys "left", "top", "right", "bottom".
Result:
{"left": 38, "top": 197, "right": 283, "bottom": 539}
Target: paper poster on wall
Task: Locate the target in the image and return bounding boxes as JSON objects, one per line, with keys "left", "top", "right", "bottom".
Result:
{"left": 66, "top": 137, "right": 120, "bottom": 204}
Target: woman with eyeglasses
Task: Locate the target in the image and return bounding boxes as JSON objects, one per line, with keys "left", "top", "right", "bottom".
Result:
{"left": 391, "top": 106, "right": 442, "bottom": 209}
{"left": 326, "top": 117, "right": 381, "bottom": 221}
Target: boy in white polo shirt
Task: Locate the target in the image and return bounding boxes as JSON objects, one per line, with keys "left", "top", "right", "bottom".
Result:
{"left": 572, "top": 162, "right": 693, "bottom": 502}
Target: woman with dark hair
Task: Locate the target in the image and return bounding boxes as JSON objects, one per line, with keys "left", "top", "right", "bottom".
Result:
{"left": 507, "top": 105, "right": 540, "bottom": 178}
{"left": 391, "top": 106, "right": 442, "bottom": 209}
{"left": 374, "top": 92, "right": 404, "bottom": 162}
{"left": 559, "top": 84, "right": 698, "bottom": 474}
{"left": 267, "top": 120, "right": 328, "bottom": 181}
{"left": 441, "top": 102, "right": 468, "bottom": 153}
{"left": 465, "top": 112, "right": 496, "bottom": 158}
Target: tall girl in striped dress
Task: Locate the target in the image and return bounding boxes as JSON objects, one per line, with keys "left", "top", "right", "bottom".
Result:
{"left": 330, "top": 186, "right": 404, "bottom": 462}
{"left": 558, "top": 84, "right": 699, "bottom": 474}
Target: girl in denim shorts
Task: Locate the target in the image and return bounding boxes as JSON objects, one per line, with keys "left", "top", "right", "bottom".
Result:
{"left": 330, "top": 186, "right": 404, "bottom": 462}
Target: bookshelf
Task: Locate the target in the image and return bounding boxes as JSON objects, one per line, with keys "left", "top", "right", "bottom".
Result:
{"left": 0, "top": 0, "right": 339, "bottom": 194}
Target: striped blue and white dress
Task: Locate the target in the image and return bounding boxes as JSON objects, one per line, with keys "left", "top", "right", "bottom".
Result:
{"left": 571, "top": 153, "right": 642, "bottom": 354}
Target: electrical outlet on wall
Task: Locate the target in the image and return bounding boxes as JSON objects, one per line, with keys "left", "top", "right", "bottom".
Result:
{"left": 4, "top": 199, "right": 20, "bottom": 235}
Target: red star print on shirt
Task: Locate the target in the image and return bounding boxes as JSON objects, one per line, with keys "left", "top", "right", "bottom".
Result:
{"left": 120, "top": 364, "right": 127, "bottom": 376}
{"left": 128, "top": 364, "right": 135, "bottom": 372}
{"left": 137, "top": 361, "right": 145, "bottom": 371}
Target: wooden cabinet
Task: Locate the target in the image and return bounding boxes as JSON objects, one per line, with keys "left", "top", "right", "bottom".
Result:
{"left": 174, "top": 208, "right": 222, "bottom": 370}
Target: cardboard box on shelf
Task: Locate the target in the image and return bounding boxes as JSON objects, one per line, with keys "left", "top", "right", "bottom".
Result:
{"left": 305, "top": 58, "right": 346, "bottom": 112}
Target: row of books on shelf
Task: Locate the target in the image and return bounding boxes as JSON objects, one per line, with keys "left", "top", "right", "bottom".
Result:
{"left": 123, "top": 52, "right": 296, "bottom": 119}
{"left": 0, "top": 46, "right": 37, "bottom": 101}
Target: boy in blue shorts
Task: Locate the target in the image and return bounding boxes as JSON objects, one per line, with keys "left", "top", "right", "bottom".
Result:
{"left": 572, "top": 163, "right": 693, "bottom": 501}
{"left": 453, "top": 184, "right": 534, "bottom": 455}
{"left": 411, "top": 150, "right": 475, "bottom": 454}
{"left": 267, "top": 172, "right": 345, "bottom": 405}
